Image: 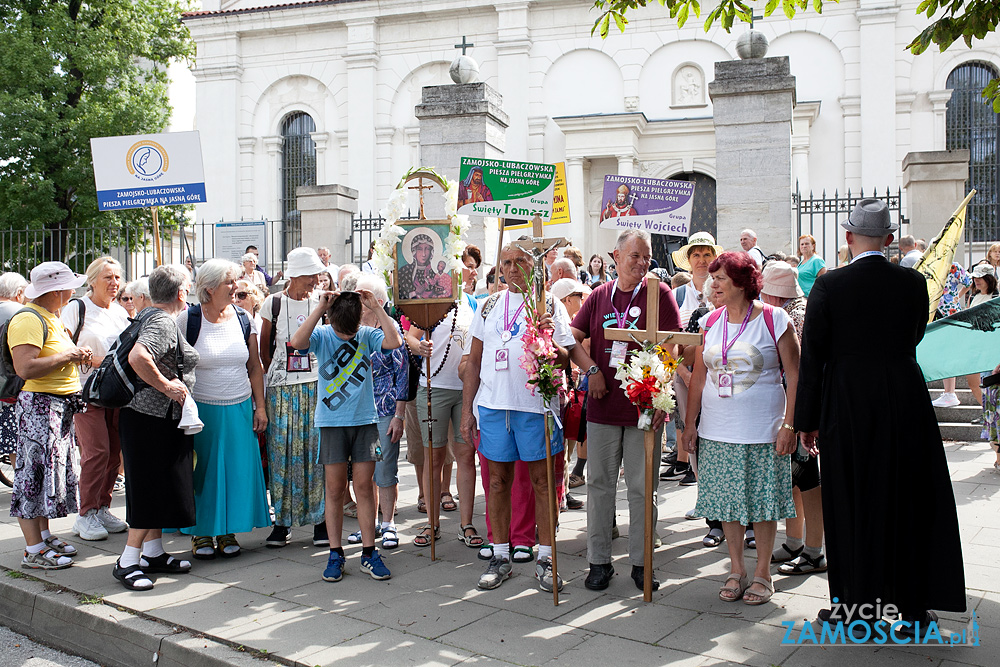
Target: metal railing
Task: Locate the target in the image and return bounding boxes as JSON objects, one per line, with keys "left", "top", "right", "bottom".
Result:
{"left": 350, "top": 210, "right": 419, "bottom": 265}
{"left": 794, "top": 187, "right": 907, "bottom": 266}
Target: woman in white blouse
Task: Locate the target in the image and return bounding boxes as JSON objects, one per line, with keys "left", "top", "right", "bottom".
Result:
{"left": 176, "top": 259, "right": 270, "bottom": 560}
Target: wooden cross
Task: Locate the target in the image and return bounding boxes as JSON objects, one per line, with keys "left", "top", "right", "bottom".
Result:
{"left": 604, "top": 276, "right": 702, "bottom": 602}
{"left": 511, "top": 215, "right": 567, "bottom": 606}
{"left": 454, "top": 36, "right": 474, "bottom": 55}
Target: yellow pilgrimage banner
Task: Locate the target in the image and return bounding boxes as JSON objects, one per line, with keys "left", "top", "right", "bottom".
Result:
{"left": 913, "top": 189, "right": 976, "bottom": 323}
{"left": 505, "top": 162, "right": 570, "bottom": 229}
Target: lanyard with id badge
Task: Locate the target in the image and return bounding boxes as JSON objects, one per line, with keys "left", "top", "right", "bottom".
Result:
{"left": 608, "top": 279, "right": 643, "bottom": 368}
{"left": 717, "top": 305, "right": 753, "bottom": 398}
{"left": 496, "top": 292, "right": 525, "bottom": 371}
{"left": 285, "top": 294, "right": 313, "bottom": 373}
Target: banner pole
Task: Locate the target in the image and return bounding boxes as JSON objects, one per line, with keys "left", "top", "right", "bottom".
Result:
{"left": 151, "top": 206, "right": 162, "bottom": 267}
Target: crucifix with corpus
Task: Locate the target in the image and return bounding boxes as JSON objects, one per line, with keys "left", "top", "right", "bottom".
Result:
{"left": 603, "top": 276, "right": 702, "bottom": 602}
{"left": 511, "top": 215, "right": 568, "bottom": 606}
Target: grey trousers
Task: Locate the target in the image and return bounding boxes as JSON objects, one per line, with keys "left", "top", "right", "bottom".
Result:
{"left": 586, "top": 422, "right": 662, "bottom": 566}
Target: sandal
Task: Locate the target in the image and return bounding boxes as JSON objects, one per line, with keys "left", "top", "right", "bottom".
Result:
{"left": 512, "top": 545, "right": 534, "bottom": 563}
{"left": 343, "top": 501, "right": 358, "bottom": 518}
{"left": 381, "top": 526, "right": 399, "bottom": 549}
{"left": 191, "top": 536, "right": 216, "bottom": 560}
{"left": 719, "top": 573, "right": 750, "bottom": 602}
{"left": 778, "top": 553, "right": 828, "bottom": 575}
{"left": 413, "top": 525, "right": 440, "bottom": 547}
{"left": 347, "top": 530, "right": 364, "bottom": 545}
{"left": 702, "top": 528, "right": 725, "bottom": 548}
{"left": 743, "top": 576, "right": 774, "bottom": 605}
{"left": 478, "top": 543, "right": 494, "bottom": 561}
{"left": 458, "top": 524, "right": 485, "bottom": 548}
{"left": 417, "top": 496, "right": 427, "bottom": 513}
{"left": 43, "top": 535, "right": 77, "bottom": 556}
{"left": 771, "top": 542, "right": 803, "bottom": 563}
{"left": 440, "top": 493, "right": 458, "bottom": 512}
{"left": 216, "top": 534, "right": 241, "bottom": 558}
{"left": 141, "top": 552, "right": 192, "bottom": 574}
{"left": 113, "top": 560, "right": 153, "bottom": 591}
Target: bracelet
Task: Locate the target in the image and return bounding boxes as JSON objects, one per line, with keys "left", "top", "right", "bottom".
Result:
{"left": 393, "top": 415, "right": 404, "bottom": 420}
{"left": 780, "top": 423, "right": 795, "bottom": 432}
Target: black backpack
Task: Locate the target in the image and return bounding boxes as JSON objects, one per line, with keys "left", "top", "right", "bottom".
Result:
{"left": 185, "top": 304, "right": 251, "bottom": 347}
{"left": 0, "top": 308, "right": 49, "bottom": 401}
{"left": 82, "top": 309, "right": 181, "bottom": 409}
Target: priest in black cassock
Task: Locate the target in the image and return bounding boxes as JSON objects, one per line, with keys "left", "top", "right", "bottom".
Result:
{"left": 795, "top": 199, "right": 966, "bottom": 629}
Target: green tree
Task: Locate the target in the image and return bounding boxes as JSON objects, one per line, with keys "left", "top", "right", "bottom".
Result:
{"left": 0, "top": 0, "right": 194, "bottom": 269}
{"left": 591, "top": 0, "right": 1000, "bottom": 109}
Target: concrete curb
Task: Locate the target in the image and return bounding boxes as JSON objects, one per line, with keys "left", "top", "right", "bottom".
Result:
{"left": 0, "top": 567, "right": 290, "bottom": 667}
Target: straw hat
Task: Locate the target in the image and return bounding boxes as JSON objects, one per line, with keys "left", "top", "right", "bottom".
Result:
{"left": 761, "top": 261, "right": 804, "bottom": 299}
{"left": 671, "top": 232, "right": 725, "bottom": 271}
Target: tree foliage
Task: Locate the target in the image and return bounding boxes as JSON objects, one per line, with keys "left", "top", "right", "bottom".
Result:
{"left": 0, "top": 0, "right": 194, "bottom": 265}
{"left": 591, "top": 0, "right": 1000, "bottom": 110}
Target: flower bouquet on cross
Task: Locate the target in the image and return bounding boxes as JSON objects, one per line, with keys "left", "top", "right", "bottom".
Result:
{"left": 517, "top": 267, "right": 568, "bottom": 409}
{"left": 614, "top": 344, "right": 680, "bottom": 431}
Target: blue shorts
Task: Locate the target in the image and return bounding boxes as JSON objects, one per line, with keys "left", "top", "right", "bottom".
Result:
{"left": 374, "top": 414, "right": 401, "bottom": 488}
{"left": 478, "top": 407, "right": 563, "bottom": 463}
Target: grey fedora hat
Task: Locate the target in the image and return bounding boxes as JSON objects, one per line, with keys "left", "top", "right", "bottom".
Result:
{"left": 840, "top": 198, "right": 898, "bottom": 236}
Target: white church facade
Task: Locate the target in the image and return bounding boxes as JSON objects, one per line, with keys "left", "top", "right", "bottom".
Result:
{"left": 182, "top": 0, "right": 1000, "bottom": 262}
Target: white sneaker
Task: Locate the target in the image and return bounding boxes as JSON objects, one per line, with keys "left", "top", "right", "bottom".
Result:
{"left": 97, "top": 506, "right": 128, "bottom": 533}
{"left": 72, "top": 509, "right": 109, "bottom": 541}
{"left": 931, "top": 392, "right": 960, "bottom": 408}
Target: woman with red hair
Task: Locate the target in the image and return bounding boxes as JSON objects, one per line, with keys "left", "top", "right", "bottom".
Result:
{"left": 680, "top": 251, "right": 801, "bottom": 606}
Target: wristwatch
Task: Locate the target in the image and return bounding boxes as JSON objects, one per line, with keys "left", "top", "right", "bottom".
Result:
{"left": 780, "top": 423, "right": 795, "bottom": 432}
{"left": 585, "top": 365, "right": 600, "bottom": 377}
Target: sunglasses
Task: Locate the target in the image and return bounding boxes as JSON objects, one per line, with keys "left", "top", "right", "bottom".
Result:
{"left": 120, "top": 296, "right": 133, "bottom": 302}
{"left": 236, "top": 291, "right": 249, "bottom": 300}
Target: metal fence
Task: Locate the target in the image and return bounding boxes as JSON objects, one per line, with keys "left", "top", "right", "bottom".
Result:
{"left": 350, "top": 210, "right": 419, "bottom": 265}
{"left": 794, "top": 187, "right": 907, "bottom": 266}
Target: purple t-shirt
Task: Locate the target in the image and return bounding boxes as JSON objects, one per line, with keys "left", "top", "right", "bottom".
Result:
{"left": 571, "top": 278, "right": 682, "bottom": 426}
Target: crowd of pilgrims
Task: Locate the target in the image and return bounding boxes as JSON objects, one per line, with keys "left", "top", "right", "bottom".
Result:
{"left": 0, "top": 215, "right": 976, "bottom": 624}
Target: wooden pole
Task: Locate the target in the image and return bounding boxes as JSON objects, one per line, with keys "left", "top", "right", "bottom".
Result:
{"left": 643, "top": 428, "right": 655, "bottom": 602}
{"left": 424, "top": 306, "right": 437, "bottom": 562}
{"left": 492, "top": 218, "right": 505, "bottom": 293}
{"left": 150, "top": 206, "right": 162, "bottom": 267}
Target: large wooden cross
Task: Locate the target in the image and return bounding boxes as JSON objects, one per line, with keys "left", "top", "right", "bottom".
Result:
{"left": 511, "top": 215, "right": 567, "bottom": 606}
{"left": 604, "top": 276, "right": 702, "bottom": 602}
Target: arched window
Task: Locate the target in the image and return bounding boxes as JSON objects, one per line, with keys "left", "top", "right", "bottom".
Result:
{"left": 280, "top": 112, "right": 317, "bottom": 254}
{"left": 651, "top": 172, "right": 717, "bottom": 270}
{"left": 946, "top": 62, "right": 1000, "bottom": 243}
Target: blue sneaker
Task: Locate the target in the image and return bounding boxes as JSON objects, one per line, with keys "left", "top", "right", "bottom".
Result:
{"left": 322, "top": 551, "right": 346, "bottom": 582}
{"left": 360, "top": 549, "right": 391, "bottom": 580}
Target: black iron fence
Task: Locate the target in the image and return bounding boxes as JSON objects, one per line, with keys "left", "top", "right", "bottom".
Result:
{"left": 794, "top": 187, "right": 907, "bottom": 266}
{"left": 350, "top": 210, "right": 419, "bottom": 265}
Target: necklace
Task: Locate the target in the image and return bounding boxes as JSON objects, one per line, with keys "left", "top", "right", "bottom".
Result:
{"left": 421, "top": 311, "right": 458, "bottom": 379}
{"left": 501, "top": 291, "right": 526, "bottom": 343}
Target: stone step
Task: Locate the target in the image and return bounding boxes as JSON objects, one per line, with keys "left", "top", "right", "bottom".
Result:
{"left": 932, "top": 405, "right": 983, "bottom": 422}
{"left": 927, "top": 388, "right": 980, "bottom": 406}
{"left": 939, "top": 422, "right": 984, "bottom": 442}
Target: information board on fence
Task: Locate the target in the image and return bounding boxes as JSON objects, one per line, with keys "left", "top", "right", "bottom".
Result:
{"left": 215, "top": 221, "right": 267, "bottom": 265}
{"left": 91, "top": 131, "right": 207, "bottom": 211}
{"left": 598, "top": 175, "right": 695, "bottom": 237}
{"left": 504, "top": 162, "right": 570, "bottom": 230}
{"left": 457, "top": 158, "right": 555, "bottom": 222}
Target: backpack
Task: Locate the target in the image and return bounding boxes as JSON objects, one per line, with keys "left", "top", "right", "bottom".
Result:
{"left": 81, "top": 308, "right": 178, "bottom": 409}
{"left": 704, "top": 303, "right": 779, "bottom": 345}
{"left": 69, "top": 298, "right": 86, "bottom": 344}
{"left": 185, "top": 304, "right": 251, "bottom": 347}
{"left": 268, "top": 294, "right": 282, "bottom": 359}
{"left": 0, "top": 308, "right": 49, "bottom": 402}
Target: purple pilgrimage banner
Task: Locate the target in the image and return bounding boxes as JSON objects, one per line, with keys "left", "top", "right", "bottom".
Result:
{"left": 598, "top": 175, "right": 695, "bottom": 237}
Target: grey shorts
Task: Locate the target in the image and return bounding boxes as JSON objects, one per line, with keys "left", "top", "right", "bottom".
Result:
{"left": 319, "top": 424, "right": 379, "bottom": 464}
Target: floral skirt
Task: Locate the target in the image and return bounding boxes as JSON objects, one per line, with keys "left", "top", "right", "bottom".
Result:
{"left": 981, "top": 373, "right": 999, "bottom": 444}
{"left": 265, "top": 383, "right": 325, "bottom": 527}
{"left": 694, "top": 438, "right": 795, "bottom": 525}
{"left": 0, "top": 401, "right": 16, "bottom": 456}
{"left": 10, "top": 392, "right": 81, "bottom": 520}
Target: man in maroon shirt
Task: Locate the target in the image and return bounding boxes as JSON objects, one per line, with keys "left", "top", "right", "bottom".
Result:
{"left": 569, "top": 229, "right": 681, "bottom": 592}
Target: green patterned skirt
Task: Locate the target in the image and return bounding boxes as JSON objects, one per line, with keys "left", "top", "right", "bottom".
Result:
{"left": 693, "top": 438, "right": 796, "bottom": 525}
{"left": 266, "top": 382, "right": 325, "bottom": 527}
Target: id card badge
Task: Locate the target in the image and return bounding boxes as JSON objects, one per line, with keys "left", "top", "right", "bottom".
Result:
{"left": 495, "top": 348, "right": 509, "bottom": 371}
{"left": 286, "top": 343, "right": 312, "bottom": 373}
{"left": 718, "top": 371, "right": 733, "bottom": 398}
{"left": 609, "top": 341, "right": 628, "bottom": 368}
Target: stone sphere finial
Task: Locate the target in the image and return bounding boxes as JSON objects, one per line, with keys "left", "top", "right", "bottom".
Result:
{"left": 449, "top": 55, "right": 480, "bottom": 84}
{"left": 736, "top": 30, "right": 769, "bottom": 59}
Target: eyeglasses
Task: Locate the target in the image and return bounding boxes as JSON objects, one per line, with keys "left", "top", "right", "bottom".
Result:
{"left": 120, "top": 296, "right": 134, "bottom": 302}
{"left": 236, "top": 292, "right": 249, "bottom": 300}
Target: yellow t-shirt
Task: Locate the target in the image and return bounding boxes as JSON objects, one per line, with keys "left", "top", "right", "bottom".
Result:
{"left": 7, "top": 303, "right": 81, "bottom": 395}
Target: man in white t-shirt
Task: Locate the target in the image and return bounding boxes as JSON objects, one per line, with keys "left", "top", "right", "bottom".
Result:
{"left": 898, "top": 235, "right": 921, "bottom": 268}
{"left": 740, "top": 229, "right": 766, "bottom": 267}
{"left": 461, "top": 243, "right": 576, "bottom": 593}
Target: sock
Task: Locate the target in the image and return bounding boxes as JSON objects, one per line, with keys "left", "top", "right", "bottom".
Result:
{"left": 380, "top": 521, "right": 391, "bottom": 531}
{"left": 40, "top": 529, "right": 51, "bottom": 540}
{"left": 26, "top": 542, "right": 44, "bottom": 555}
{"left": 572, "top": 457, "right": 587, "bottom": 477}
{"left": 142, "top": 538, "right": 165, "bottom": 558}
{"left": 362, "top": 546, "right": 375, "bottom": 558}
{"left": 538, "top": 545, "right": 552, "bottom": 560}
{"left": 775, "top": 537, "right": 803, "bottom": 559}
{"left": 331, "top": 547, "right": 345, "bottom": 557}
{"left": 803, "top": 545, "right": 822, "bottom": 559}
{"left": 494, "top": 542, "right": 510, "bottom": 560}
{"left": 120, "top": 545, "right": 142, "bottom": 569}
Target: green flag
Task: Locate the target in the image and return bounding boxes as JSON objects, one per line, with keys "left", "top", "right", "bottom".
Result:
{"left": 916, "top": 299, "right": 1000, "bottom": 381}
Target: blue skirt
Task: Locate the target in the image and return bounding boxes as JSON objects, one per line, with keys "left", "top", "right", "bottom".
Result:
{"left": 180, "top": 398, "right": 271, "bottom": 537}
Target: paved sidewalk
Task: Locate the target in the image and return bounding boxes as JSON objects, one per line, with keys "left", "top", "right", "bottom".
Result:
{"left": 1, "top": 440, "right": 997, "bottom": 667}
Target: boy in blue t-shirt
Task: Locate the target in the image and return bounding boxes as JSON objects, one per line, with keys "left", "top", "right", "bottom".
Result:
{"left": 290, "top": 289, "right": 403, "bottom": 582}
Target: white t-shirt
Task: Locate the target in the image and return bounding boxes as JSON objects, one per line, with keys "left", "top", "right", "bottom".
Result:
{"left": 676, "top": 282, "right": 705, "bottom": 330}
{"left": 467, "top": 291, "right": 575, "bottom": 419}
{"left": 176, "top": 307, "right": 251, "bottom": 405}
{"left": 697, "top": 305, "right": 792, "bottom": 444}
{"left": 261, "top": 292, "right": 320, "bottom": 386}
{"left": 60, "top": 296, "right": 131, "bottom": 371}
{"left": 417, "top": 298, "right": 474, "bottom": 391}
